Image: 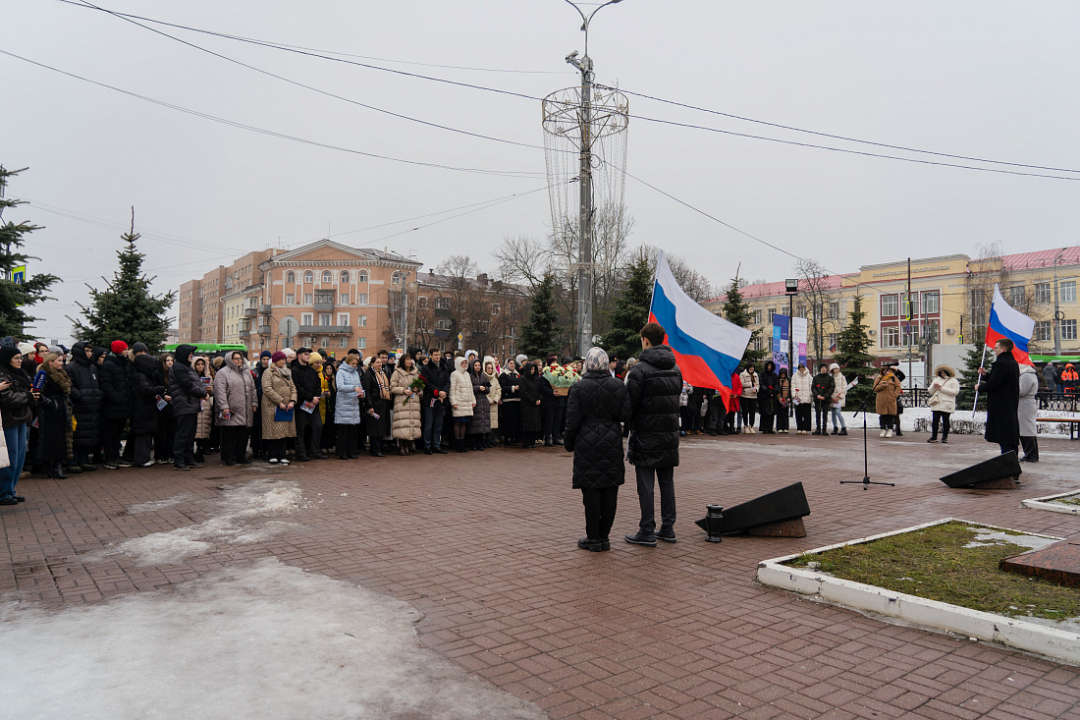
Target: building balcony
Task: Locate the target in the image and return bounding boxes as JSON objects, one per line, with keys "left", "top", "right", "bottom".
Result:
{"left": 238, "top": 330, "right": 251, "bottom": 339}
{"left": 244, "top": 307, "right": 257, "bottom": 318}
{"left": 257, "top": 324, "right": 272, "bottom": 335}
{"left": 259, "top": 304, "right": 272, "bottom": 315}
{"left": 299, "top": 325, "right": 352, "bottom": 336}
{"left": 313, "top": 302, "right": 335, "bottom": 313}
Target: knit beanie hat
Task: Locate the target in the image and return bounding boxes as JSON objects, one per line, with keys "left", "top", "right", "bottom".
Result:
{"left": 17, "top": 342, "right": 36, "bottom": 357}
{"left": 515, "top": 354, "right": 528, "bottom": 366}
{"left": 131, "top": 342, "right": 148, "bottom": 354}
{"left": 260, "top": 350, "right": 273, "bottom": 358}
{"left": 309, "top": 351, "right": 323, "bottom": 364}
{"left": 111, "top": 340, "right": 129, "bottom": 354}
{"left": 271, "top": 351, "right": 287, "bottom": 363}
{"left": 0, "top": 345, "right": 21, "bottom": 367}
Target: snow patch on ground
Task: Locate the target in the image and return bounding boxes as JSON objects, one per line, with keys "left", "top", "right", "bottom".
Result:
{"left": 112, "top": 479, "right": 304, "bottom": 565}
{"left": 963, "top": 528, "right": 1060, "bottom": 551}
{"left": 125, "top": 493, "right": 193, "bottom": 514}
{"left": 0, "top": 558, "right": 545, "bottom": 720}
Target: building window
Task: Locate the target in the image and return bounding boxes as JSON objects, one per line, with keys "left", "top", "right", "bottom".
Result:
{"left": 357, "top": 337, "right": 367, "bottom": 350}
{"left": 795, "top": 302, "right": 806, "bottom": 318}
{"left": 1035, "top": 282, "right": 1052, "bottom": 304}
{"left": 828, "top": 301, "right": 840, "bottom": 320}
{"left": 356, "top": 315, "right": 367, "bottom": 327}
{"left": 882, "top": 326, "right": 900, "bottom": 348}
{"left": 319, "top": 313, "right": 331, "bottom": 326}
{"left": 285, "top": 294, "right": 295, "bottom": 305}
{"left": 304, "top": 271, "right": 314, "bottom": 283}
{"left": 881, "top": 294, "right": 899, "bottom": 318}
{"left": 435, "top": 297, "right": 450, "bottom": 310}
{"left": 340, "top": 293, "right": 349, "bottom": 304}
{"left": 752, "top": 336, "right": 762, "bottom": 351}
{"left": 751, "top": 310, "right": 762, "bottom": 325}
{"left": 828, "top": 333, "right": 838, "bottom": 350}
{"left": 320, "top": 337, "right": 330, "bottom": 349}
{"left": 304, "top": 293, "right": 313, "bottom": 305}
{"left": 1008, "top": 285, "right": 1025, "bottom": 307}
{"left": 286, "top": 271, "right": 295, "bottom": 283}
{"left": 322, "top": 271, "right": 333, "bottom": 284}
{"left": 341, "top": 271, "right": 350, "bottom": 283}
{"left": 339, "top": 337, "right": 348, "bottom": 348}
{"left": 1062, "top": 319, "right": 1077, "bottom": 341}
{"left": 492, "top": 303, "right": 500, "bottom": 316}
{"left": 1062, "top": 281, "right": 1076, "bottom": 304}
{"left": 302, "top": 313, "right": 313, "bottom": 325}
{"left": 337, "top": 313, "right": 349, "bottom": 326}
{"left": 767, "top": 308, "right": 776, "bottom": 322}
{"left": 356, "top": 293, "right": 368, "bottom": 305}
{"left": 921, "top": 291, "right": 940, "bottom": 315}
{"left": 901, "top": 323, "right": 918, "bottom": 347}
{"left": 418, "top": 296, "right": 428, "bottom": 309}
{"left": 1034, "top": 321, "right": 1052, "bottom": 342}
{"left": 357, "top": 271, "right": 369, "bottom": 283}
{"left": 392, "top": 271, "right": 402, "bottom": 285}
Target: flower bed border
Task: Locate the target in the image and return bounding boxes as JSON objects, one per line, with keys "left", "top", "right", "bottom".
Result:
{"left": 1021, "top": 490, "right": 1080, "bottom": 516}
{"left": 756, "top": 518, "right": 1080, "bottom": 665}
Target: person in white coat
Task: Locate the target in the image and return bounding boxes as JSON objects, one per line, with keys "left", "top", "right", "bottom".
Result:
{"left": 738, "top": 364, "right": 759, "bottom": 434}
{"left": 828, "top": 363, "right": 848, "bottom": 436}
{"left": 1018, "top": 363, "right": 1040, "bottom": 462}
{"left": 927, "top": 364, "right": 960, "bottom": 443}
{"left": 790, "top": 364, "right": 813, "bottom": 434}
{"left": 449, "top": 356, "right": 475, "bottom": 453}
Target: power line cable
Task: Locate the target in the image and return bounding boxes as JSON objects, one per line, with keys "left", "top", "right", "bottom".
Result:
{"left": 59, "top": 3, "right": 1080, "bottom": 181}
{"left": 0, "top": 50, "right": 544, "bottom": 179}
{"left": 66, "top": 0, "right": 556, "bottom": 154}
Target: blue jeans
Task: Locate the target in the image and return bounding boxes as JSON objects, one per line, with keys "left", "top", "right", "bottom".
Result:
{"left": 0, "top": 424, "right": 29, "bottom": 498}
{"left": 423, "top": 401, "right": 445, "bottom": 451}
{"left": 830, "top": 407, "right": 846, "bottom": 430}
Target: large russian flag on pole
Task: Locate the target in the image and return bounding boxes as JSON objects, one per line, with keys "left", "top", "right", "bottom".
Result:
{"left": 985, "top": 283, "right": 1035, "bottom": 366}
{"left": 649, "top": 252, "right": 751, "bottom": 410}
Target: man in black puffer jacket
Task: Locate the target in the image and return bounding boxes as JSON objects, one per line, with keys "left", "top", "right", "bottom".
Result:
{"left": 290, "top": 348, "right": 326, "bottom": 461}
{"left": 169, "top": 344, "right": 207, "bottom": 471}
{"left": 625, "top": 322, "right": 683, "bottom": 547}
{"left": 98, "top": 340, "right": 134, "bottom": 469}
{"left": 65, "top": 342, "right": 103, "bottom": 470}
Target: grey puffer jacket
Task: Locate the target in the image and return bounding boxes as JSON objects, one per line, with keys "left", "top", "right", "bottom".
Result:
{"left": 626, "top": 345, "right": 682, "bottom": 468}
{"left": 169, "top": 344, "right": 207, "bottom": 417}
{"left": 214, "top": 361, "right": 258, "bottom": 428}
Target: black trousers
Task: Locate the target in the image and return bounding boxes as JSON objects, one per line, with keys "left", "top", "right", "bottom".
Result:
{"left": 155, "top": 414, "right": 176, "bottom": 462}
{"left": 1020, "top": 436, "right": 1039, "bottom": 461}
{"left": 706, "top": 399, "right": 725, "bottom": 432}
{"left": 336, "top": 424, "right": 359, "bottom": 458}
{"left": 219, "top": 425, "right": 249, "bottom": 463}
{"left": 931, "top": 411, "right": 951, "bottom": 439}
{"left": 795, "top": 404, "right": 812, "bottom": 431}
{"left": 131, "top": 433, "right": 153, "bottom": 466}
{"left": 634, "top": 464, "right": 676, "bottom": 535}
{"left": 249, "top": 407, "right": 263, "bottom": 457}
{"left": 542, "top": 400, "right": 565, "bottom": 440}
{"left": 103, "top": 417, "right": 127, "bottom": 463}
{"left": 581, "top": 486, "right": 619, "bottom": 541}
{"left": 739, "top": 398, "right": 757, "bottom": 428}
{"left": 776, "top": 407, "right": 789, "bottom": 431}
{"left": 265, "top": 438, "right": 287, "bottom": 462}
{"left": 173, "top": 414, "right": 198, "bottom": 466}
{"left": 814, "top": 400, "right": 829, "bottom": 430}
{"left": 369, "top": 434, "right": 384, "bottom": 456}
{"left": 294, "top": 408, "right": 322, "bottom": 458}
{"left": 759, "top": 412, "right": 774, "bottom": 433}
{"left": 998, "top": 442, "right": 1019, "bottom": 457}
{"left": 501, "top": 402, "right": 520, "bottom": 442}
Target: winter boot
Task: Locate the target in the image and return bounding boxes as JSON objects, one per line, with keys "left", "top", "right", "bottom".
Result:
{"left": 838, "top": 428, "right": 848, "bottom": 436}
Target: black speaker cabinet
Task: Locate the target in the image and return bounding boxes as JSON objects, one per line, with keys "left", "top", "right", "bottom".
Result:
{"left": 697, "top": 482, "right": 811, "bottom": 538}
{"left": 939, "top": 452, "right": 1022, "bottom": 489}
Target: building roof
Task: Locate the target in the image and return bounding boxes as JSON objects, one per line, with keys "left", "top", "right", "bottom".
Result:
{"left": 418, "top": 270, "right": 529, "bottom": 296}
{"left": 706, "top": 273, "right": 855, "bottom": 303}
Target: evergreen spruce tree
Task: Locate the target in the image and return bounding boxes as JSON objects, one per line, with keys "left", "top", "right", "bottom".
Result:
{"left": 721, "top": 273, "right": 766, "bottom": 367}
{"left": 519, "top": 271, "right": 560, "bottom": 358}
{"left": 603, "top": 255, "right": 652, "bottom": 361}
{"left": 72, "top": 216, "right": 175, "bottom": 352}
{"left": 957, "top": 345, "right": 990, "bottom": 411}
{"left": 0, "top": 167, "right": 61, "bottom": 340}
{"left": 834, "top": 296, "right": 877, "bottom": 407}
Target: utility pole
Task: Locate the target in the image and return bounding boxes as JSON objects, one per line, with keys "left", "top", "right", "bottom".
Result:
{"left": 1053, "top": 249, "right": 1065, "bottom": 357}
{"left": 906, "top": 257, "right": 913, "bottom": 393}
{"left": 564, "top": 0, "right": 622, "bottom": 357}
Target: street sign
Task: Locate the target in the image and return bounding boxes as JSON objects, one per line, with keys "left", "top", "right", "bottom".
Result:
{"left": 11, "top": 265, "right": 25, "bottom": 284}
{"left": 457, "top": 333, "right": 463, "bottom": 341}
{"left": 278, "top": 317, "right": 298, "bottom": 338}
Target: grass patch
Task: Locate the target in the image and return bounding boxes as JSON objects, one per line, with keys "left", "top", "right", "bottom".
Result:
{"left": 1051, "top": 495, "right": 1080, "bottom": 507}
{"left": 784, "top": 521, "right": 1080, "bottom": 621}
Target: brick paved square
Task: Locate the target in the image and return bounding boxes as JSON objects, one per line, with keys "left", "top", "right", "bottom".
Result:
{"left": 2, "top": 432, "right": 1079, "bottom": 718}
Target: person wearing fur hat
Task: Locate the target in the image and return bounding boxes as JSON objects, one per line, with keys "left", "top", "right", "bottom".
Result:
{"left": 927, "top": 364, "right": 959, "bottom": 443}
{"left": 0, "top": 347, "right": 35, "bottom": 504}
{"left": 262, "top": 351, "right": 297, "bottom": 464}
{"left": 169, "top": 344, "right": 208, "bottom": 470}
{"left": 99, "top": 340, "right": 134, "bottom": 469}
{"left": 828, "top": 363, "right": 848, "bottom": 436}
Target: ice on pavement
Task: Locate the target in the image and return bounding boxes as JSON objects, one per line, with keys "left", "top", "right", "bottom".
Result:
{"left": 0, "top": 558, "right": 546, "bottom": 720}
{"left": 113, "top": 478, "right": 304, "bottom": 565}
{"left": 125, "top": 493, "right": 193, "bottom": 514}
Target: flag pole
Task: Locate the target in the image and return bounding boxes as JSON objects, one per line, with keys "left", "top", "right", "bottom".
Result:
{"left": 971, "top": 283, "right": 996, "bottom": 415}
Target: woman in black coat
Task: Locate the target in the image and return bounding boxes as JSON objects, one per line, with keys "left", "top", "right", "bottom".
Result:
{"left": 977, "top": 339, "right": 1021, "bottom": 456}
{"left": 132, "top": 354, "right": 165, "bottom": 467}
{"left": 65, "top": 341, "right": 103, "bottom": 470}
{"left": 152, "top": 353, "right": 176, "bottom": 464}
{"left": 0, "top": 345, "right": 37, "bottom": 505}
{"left": 758, "top": 360, "right": 779, "bottom": 434}
{"left": 565, "top": 347, "right": 632, "bottom": 552}
{"left": 498, "top": 359, "right": 522, "bottom": 446}
{"left": 518, "top": 362, "right": 542, "bottom": 448}
{"left": 466, "top": 359, "right": 491, "bottom": 451}
{"left": 363, "top": 356, "right": 392, "bottom": 457}
{"left": 39, "top": 353, "right": 74, "bottom": 479}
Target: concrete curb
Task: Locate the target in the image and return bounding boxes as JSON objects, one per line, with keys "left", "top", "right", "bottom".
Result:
{"left": 757, "top": 518, "right": 1080, "bottom": 666}
{"left": 1022, "top": 490, "right": 1080, "bottom": 516}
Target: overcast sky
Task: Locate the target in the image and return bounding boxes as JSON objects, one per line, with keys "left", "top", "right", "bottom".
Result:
{"left": 3, "top": 0, "right": 1078, "bottom": 343}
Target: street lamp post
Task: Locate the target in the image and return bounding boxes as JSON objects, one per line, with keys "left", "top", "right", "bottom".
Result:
{"left": 1053, "top": 249, "right": 1065, "bottom": 357}
{"left": 563, "top": 0, "right": 623, "bottom": 357}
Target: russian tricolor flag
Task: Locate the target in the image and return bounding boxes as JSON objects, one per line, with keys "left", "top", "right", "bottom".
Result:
{"left": 985, "top": 283, "right": 1035, "bottom": 366}
{"left": 649, "top": 252, "right": 751, "bottom": 410}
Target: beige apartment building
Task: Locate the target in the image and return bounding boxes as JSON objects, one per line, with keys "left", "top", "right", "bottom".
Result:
{"left": 177, "top": 249, "right": 282, "bottom": 350}
{"left": 703, "top": 246, "right": 1080, "bottom": 365}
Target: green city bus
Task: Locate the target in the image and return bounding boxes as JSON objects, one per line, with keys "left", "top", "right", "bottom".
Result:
{"left": 164, "top": 343, "right": 249, "bottom": 356}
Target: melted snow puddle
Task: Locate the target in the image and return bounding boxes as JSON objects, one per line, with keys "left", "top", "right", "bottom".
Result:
{"left": 111, "top": 479, "right": 306, "bottom": 565}
{"left": 963, "top": 529, "right": 1059, "bottom": 551}
{"left": 0, "top": 558, "right": 545, "bottom": 720}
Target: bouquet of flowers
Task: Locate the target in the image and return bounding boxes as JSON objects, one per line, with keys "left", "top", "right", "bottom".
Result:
{"left": 408, "top": 375, "right": 426, "bottom": 401}
{"left": 544, "top": 363, "right": 580, "bottom": 396}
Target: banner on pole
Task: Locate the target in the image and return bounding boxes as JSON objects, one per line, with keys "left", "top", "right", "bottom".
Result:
{"left": 792, "top": 317, "right": 808, "bottom": 368}
{"left": 772, "top": 314, "right": 790, "bottom": 372}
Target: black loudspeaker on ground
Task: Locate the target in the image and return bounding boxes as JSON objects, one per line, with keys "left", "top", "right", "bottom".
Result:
{"left": 939, "top": 451, "right": 1022, "bottom": 489}
{"left": 696, "top": 482, "right": 811, "bottom": 541}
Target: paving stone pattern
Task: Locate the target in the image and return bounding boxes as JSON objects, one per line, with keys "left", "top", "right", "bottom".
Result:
{"left": 3, "top": 432, "right": 1080, "bottom": 719}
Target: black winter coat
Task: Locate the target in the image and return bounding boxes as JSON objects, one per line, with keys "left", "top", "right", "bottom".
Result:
{"left": 626, "top": 345, "right": 682, "bottom": 468}
{"left": 564, "top": 370, "right": 632, "bottom": 489}
{"left": 65, "top": 344, "right": 103, "bottom": 449}
{"left": 39, "top": 375, "right": 71, "bottom": 462}
{"left": 290, "top": 360, "right": 322, "bottom": 404}
{"left": 132, "top": 355, "right": 165, "bottom": 435}
{"left": 467, "top": 369, "right": 491, "bottom": 434}
{"left": 758, "top": 368, "right": 779, "bottom": 413}
{"left": 99, "top": 353, "right": 134, "bottom": 420}
{"left": 153, "top": 364, "right": 174, "bottom": 419}
{"left": 978, "top": 351, "right": 1020, "bottom": 446}
{"left": 169, "top": 345, "right": 207, "bottom": 417}
{"left": 363, "top": 366, "right": 392, "bottom": 437}
{"left": 0, "top": 362, "right": 35, "bottom": 428}
{"left": 419, "top": 360, "right": 450, "bottom": 407}
{"left": 811, "top": 373, "right": 835, "bottom": 406}
{"left": 518, "top": 369, "right": 542, "bottom": 433}
{"left": 499, "top": 371, "right": 521, "bottom": 401}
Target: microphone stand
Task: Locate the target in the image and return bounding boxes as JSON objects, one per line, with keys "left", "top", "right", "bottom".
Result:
{"left": 842, "top": 371, "right": 895, "bottom": 490}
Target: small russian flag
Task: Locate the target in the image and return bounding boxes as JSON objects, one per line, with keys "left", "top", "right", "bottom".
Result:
{"left": 985, "top": 284, "right": 1035, "bottom": 366}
